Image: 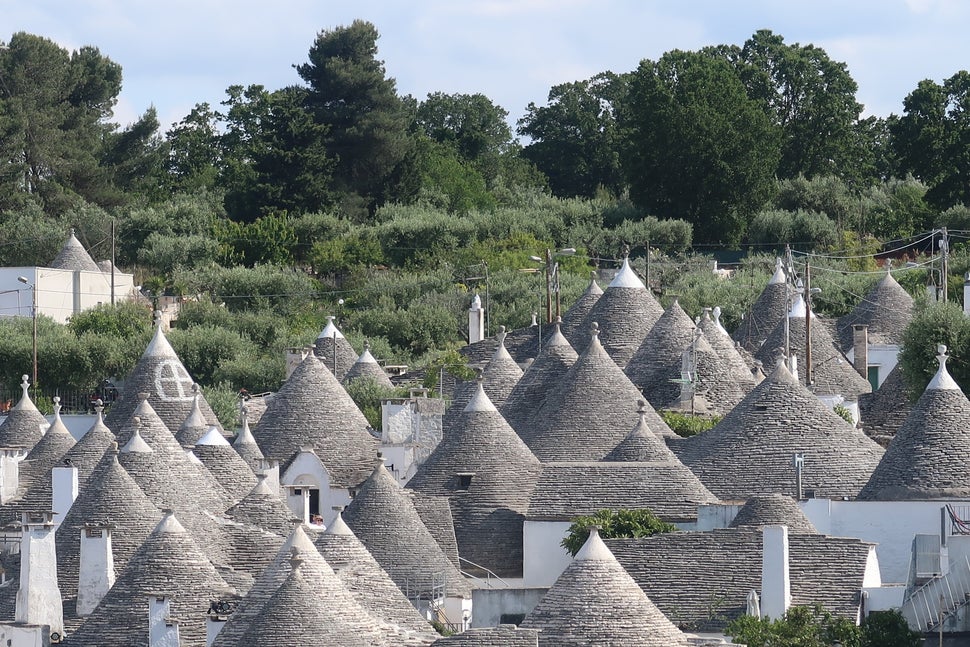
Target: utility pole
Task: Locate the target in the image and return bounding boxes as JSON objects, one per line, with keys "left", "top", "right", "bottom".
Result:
{"left": 941, "top": 227, "right": 950, "bottom": 304}
{"left": 544, "top": 248, "right": 552, "bottom": 324}
{"left": 783, "top": 245, "right": 794, "bottom": 373}
{"left": 805, "top": 261, "right": 813, "bottom": 385}
{"left": 110, "top": 218, "right": 116, "bottom": 306}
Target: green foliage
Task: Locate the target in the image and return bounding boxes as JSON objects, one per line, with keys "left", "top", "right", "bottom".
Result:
{"left": 175, "top": 264, "right": 319, "bottom": 315}
{"left": 68, "top": 301, "right": 153, "bottom": 338}
{"left": 214, "top": 213, "right": 298, "bottom": 267}
{"left": 167, "top": 325, "right": 250, "bottom": 386}
{"left": 833, "top": 404, "right": 854, "bottom": 425}
{"left": 560, "top": 508, "right": 677, "bottom": 557}
{"left": 726, "top": 605, "right": 860, "bottom": 647}
{"left": 344, "top": 378, "right": 410, "bottom": 429}
{"left": 518, "top": 72, "right": 626, "bottom": 198}
{"left": 859, "top": 610, "right": 921, "bottom": 647}
{"left": 202, "top": 382, "right": 242, "bottom": 429}
{"left": 747, "top": 209, "right": 838, "bottom": 250}
{"left": 620, "top": 49, "right": 781, "bottom": 245}
{"left": 659, "top": 411, "right": 722, "bottom": 437}
{"left": 899, "top": 301, "right": 970, "bottom": 399}
{"left": 422, "top": 349, "right": 476, "bottom": 392}
{"left": 771, "top": 175, "right": 861, "bottom": 234}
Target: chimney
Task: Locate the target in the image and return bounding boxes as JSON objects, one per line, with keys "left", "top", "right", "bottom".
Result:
{"left": 148, "top": 595, "right": 180, "bottom": 647}
{"left": 15, "top": 511, "right": 64, "bottom": 639}
{"left": 852, "top": 324, "right": 869, "bottom": 380}
{"left": 51, "top": 465, "right": 78, "bottom": 527}
{"left": 77, "top": 523, "right": 115, "bottom": 616}
{"left": 761, "top": 525, "right": 792, "bottom": 620}
{"left": 0, "top": 449, "right": 22, "bottom": 504}
{"left": 468, "top": 294, "right": 485, "bottom": 344}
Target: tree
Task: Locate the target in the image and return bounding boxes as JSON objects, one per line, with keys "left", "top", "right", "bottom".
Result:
{"left": 0, "top": 32, "right": 123, "bottom": 213}
{"left": 898, "top": 301, "right": 970, "bottom": 399}
{"left": 518, "top": 72, "right": 626, "bottom": 198}
{"left": 892, "top": 71, "right": 970, "bottom": 209}
{"left": 560, "top": 508, "right": 676, "bottom": 557}
{"left": 101, "top": 107, "right": 168, "bottom": 201}
{"left": 859, "top": 610, "right": 921, "bottom": 647}
{"left": 619, "top": 50, "right": 780, "bottom": 245}
{"left": 297, "top": 20, "right": 416, "bottom": 214}
{"left": 732, "top": 30, "right": 864, "bottom": 183}
{"left": 727, "top": 605, "right": 860, "bottom": 647}
{"left": 165, "top": 102, "right": 222, "bottom": 192}
{"left": 417, "top": 91, "right": 512, "bottom": 187}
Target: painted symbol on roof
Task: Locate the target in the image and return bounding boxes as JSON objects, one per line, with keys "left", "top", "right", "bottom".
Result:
{"left": 154, "top": 360, "right": 194, "bottom": 401}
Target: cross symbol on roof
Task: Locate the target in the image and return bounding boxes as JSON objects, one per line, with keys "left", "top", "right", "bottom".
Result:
{"left": 154, "top": 360, "right": 195, "bottom": 401}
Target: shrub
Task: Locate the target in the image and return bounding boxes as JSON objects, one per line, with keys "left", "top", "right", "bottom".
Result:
{"left": 660, "top": 411, "right": 721, "bottom": 437}
{"left": 560, "top": 508, "right": 677, "bottom": 557}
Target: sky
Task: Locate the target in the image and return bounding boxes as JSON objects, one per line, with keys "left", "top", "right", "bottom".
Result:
{"left": 3, "top": 0, "right": 970, "bottom": 135}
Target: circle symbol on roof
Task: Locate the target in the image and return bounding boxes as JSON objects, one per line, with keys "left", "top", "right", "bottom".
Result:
{"left": 154, "top": 360, "right": 195, "bottom": 401}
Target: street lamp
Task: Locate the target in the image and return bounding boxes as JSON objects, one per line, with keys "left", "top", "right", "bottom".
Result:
{"left": 17, "top": 276, "right": 36, "bottom": 392}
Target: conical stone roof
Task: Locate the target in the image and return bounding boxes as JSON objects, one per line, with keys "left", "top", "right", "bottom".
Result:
{"left": 313, "top": 316, "right": 358, "bottom": 381}
{"left": 729, "top": 494, "right": 818, "bottom": 534}
{"left": 55, "top": 443, "right": 163, "bottom": 620}
{"left": 65, "top": 511, "right": 236, "bottom": 647}
{"left": 671, "top": 362, "right": 884, "bottom": 500}
{"left": 237, "top": 555, "right": 387, "bottom": 647}
{"left": 604, "top": 401, "right": 683, "bottom": 462}
{"left": 408, "top": 381, "right": 541, "bottom": 577}
{"left": 560, "top": 272, "right": 602, "bottom": 347}
{"left": 251, "top": 353, "right": 377, "bottom": 487}
{"left": 859, "top": 363, "right": 912, "bottom": 446}
{"left": 573, "top": 257, "right": 664, "bottom": 367}
{"left": 500, "top": 319, "right": 578, "bottom": 437}
{"left": 755, "top": 300, "right": 871, "bottom": 399}
{"left": 232, "top": 406, "right": 265, "bottom": 470}
{"left": 191, "top": 427, "right": 257, "bottom": 503}
{"left": 344, "top": 341, "right": 395, "bottom": 389}
{"left": 174, "top": 387, "right": 209, "bottom": 447}
{"left": 521, "top": 528, "right": 689, "bottom": 646}
{"left": 105, "top": 324, "right": 222, "bottom": 434}
{"left": 18, "top": 398, "right": 76, "bottom": 491}
{"left": 699, "top": 308, "right": 758, "bottom": 382}
{"left": 522, "top": 323, "right": 675, "bottom": 461}
{"left": 214, "top": 524, "right": 403, "bottom": 647}
{"left": 50, "top": 228, "right": 101, "bottom": 272}
{"left": 315, "top": 511, "right": 437, "bottom": 639}
{"left": 624, "top": 298, "right": 697, "bottom": 408}
{"left": 732, "top": 258, "right": 789, "bottom": 352}
{"left": 344, "top": 458, "right": 472, "bottom": 599}
{"left": 443, "top": 327, "right": 523, "bottom": 436}
{"left": 860, "top": 346, "right": 970, "bottom": 500}
{"left": 1, "top": 403, "right": 115, "bottom": 526}
{"left": 116, "top": 397, "right": 233, "bottom": 516}
{"left": 836, "top": 269, "right": 914, "bottom": 352}
{"left": 0, "top": 375, "right": 48, "bottom": 450}
{"left": 225, "top": 475, "right": 297, "bottom": 537}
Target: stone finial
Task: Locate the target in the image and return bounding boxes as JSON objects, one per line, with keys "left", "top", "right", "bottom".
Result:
{"left": 20, "top": 375, "right": 29, "bottom": 397}
{"left": 636, "top": 399, "right": 649, "bottom": 422}
{"left": 152, "top": 310, "right": 162, "bottom": 328}
{"left": 928, "top": 343, "right": 960, "bottom": 390}
{"left": 52, "top": 396, "right": 61, "bottom": 417}
{"left": 109, "top": 441, "right": 119, "bottom": 455}
{"left": 94, "top": 399, "right": 104, "bottom": 416}
{"left": 621, "top": 243, "right": 630, "bottom": 258}
{"left": 497, "top": 325, "right": 507, "bottom": 345}
{"left": 138, "top": 392, "right": 150, "bottom": 402}
{"left": 373, "top": 452, "right": 386, "bottom": 470}
{"left": 475, "top": 368, "right": 485, "bottom": 384}
{"left": 530, "top": 312, "right": 538, "bottom": 326}
{"left": 590, "top": 270, "right": 598, "bottom": 281}
{"left": 191, "top": 383, "right": 199, "bottom": 395}
{"left": 590, "top": 321, "right": 600, "bottom": 339}
{"left": 288, "top": 547, "right": 304, "bottom": 571}
{"left": 364, "top": 340, "right": 371, "bottom": 352}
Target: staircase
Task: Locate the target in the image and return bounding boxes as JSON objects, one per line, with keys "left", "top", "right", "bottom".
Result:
{"left": 902, "top": 555, "right": 970, "bottom": 632}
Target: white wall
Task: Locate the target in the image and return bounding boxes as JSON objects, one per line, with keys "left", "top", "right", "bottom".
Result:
{"left": 803, "top": 498, "right": 961, "bottom": 584}
{"left": 0, "top": 267, "right": 135, "bottom": 325}
{"left": 523, "top": 521, "right": 573, "bottom": 587}
{"left": 846, "top": 344, "right": 899, "bottom": 388}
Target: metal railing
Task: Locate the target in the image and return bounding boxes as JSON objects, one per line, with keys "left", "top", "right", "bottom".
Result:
{"left": 458, "top": 556, "right": 512, "bottom": 589}
{"left": 902, "top": 555, "right": 970, "bottom": 632}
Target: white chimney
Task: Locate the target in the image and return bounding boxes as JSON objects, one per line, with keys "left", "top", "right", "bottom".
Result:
{"left": 148, "top": 595, "right": 181, "bottom": 647}
{"left": 468, "top": 294, "right": 485, "bottom": 344}
{"left": 15, "top": 512, "right": 64, "bottom": 639}
{"left": 0, "top": 449, "right": 22, "bottom": 504}
{"left": 761, "top": 524, "right": 792, "bottom": 620}
{"left": 51, "top": 465, "right": 78, "bottom": 526}
{"left": 77, "top": 523, "right": 115, "bottom": 616}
